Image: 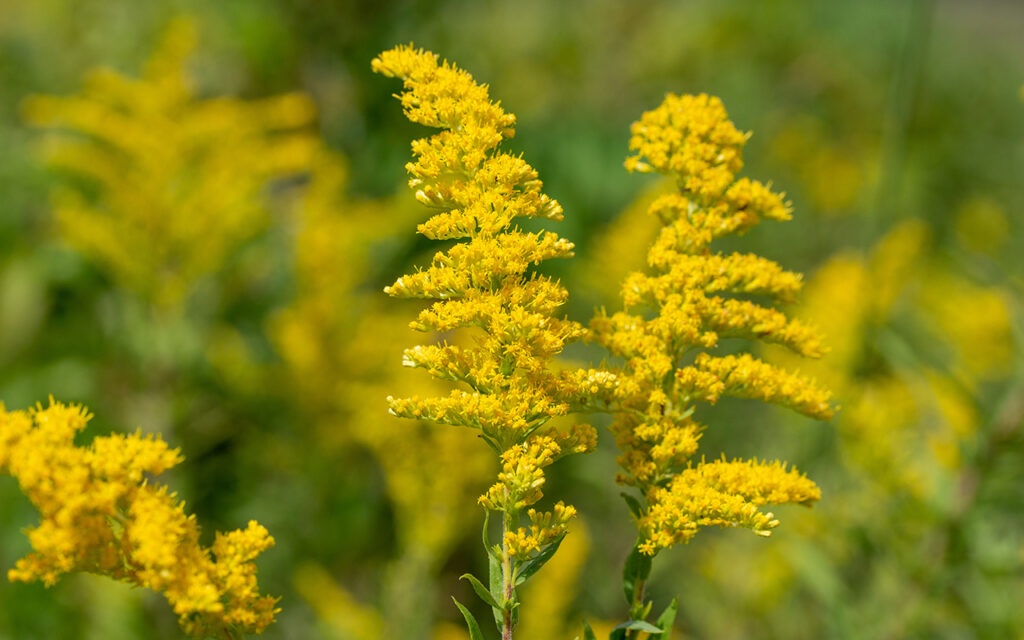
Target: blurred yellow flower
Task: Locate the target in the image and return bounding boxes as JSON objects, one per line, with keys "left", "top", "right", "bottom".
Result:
{"left": 23, "top": 18, "right": 318, "bottom": 307}
{"left": 767, "top": 218, "right": 1014, "bottom": 495}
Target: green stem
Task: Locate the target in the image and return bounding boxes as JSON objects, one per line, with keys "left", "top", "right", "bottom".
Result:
{"left": 626, "top": 578, "right": 647, "bottom": 640}
{"left": 501, "top": 510, "right": 515, "bottom": 640}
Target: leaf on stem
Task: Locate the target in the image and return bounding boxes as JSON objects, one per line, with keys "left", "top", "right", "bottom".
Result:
{"left": 650, "top": 598, "right": 678, "bottom": 640}
{"left": 460, "top": 573, "right": 502, "bottom": 610}
{"left": 452, "top": 597, "right": 486, "bottom": 640}
{"left": 622, "top": 542, "right": 653, "bottom": 604}
{"left": 621, "top": 492, "right": 644, "bottom": 519}
{"left": 488, "top": 543, "right": 503, "bottom": 630}
{"left": 581, "top": 620, "right": 598, "bottom": 640}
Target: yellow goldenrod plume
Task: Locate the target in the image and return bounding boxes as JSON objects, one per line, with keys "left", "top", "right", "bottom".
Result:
{"left": 0, "top": 400, "right": 278, "bottom": 638}
{"left": 595, "top": 93, "right": 834, "bottom": 554}
{"left": 374, "top": 44, "right": 591, "bottom": 458}
{"left": 638, "top": 458, "right": 820, "bottom": 554}
{"left": 375, "top": 44, "right": 597, "bottom": 638}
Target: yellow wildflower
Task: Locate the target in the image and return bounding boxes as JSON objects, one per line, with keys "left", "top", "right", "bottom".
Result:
{"left": 375, "top": 45, "right": 597, "bottom": 638}
{"left": 594, "top": 93, "right": 834, "bottom": 554}
{"left": 23, "top": 18, "right": 317, "bottom": 307}
{"left": 374, "top": 43, "right": 594, "bottom": 482}
{"left": 639, "top": 458, "right": 820, "bottom": 553}
{"left": 0, "top": 400, "right": 277, "bottom": 638}
{"left": 502, "top": 503, "right": 578, "bottom": 561}
{"left": 479, "top": 432, "right": 590, "bottom": 514}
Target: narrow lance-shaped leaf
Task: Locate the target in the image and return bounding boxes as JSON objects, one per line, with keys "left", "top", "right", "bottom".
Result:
{"left": 460, "top": 573, "right": 501, "bottom": 611}
{"left": 621, "top": 492, "right": 644, "bottom": 519}
{"left": 622, "top": 542, "right": 653, "bottom": 604}
{"left": 581, "top": 619, "right": 597, "bottom": 640}
{"left": 452, "top": 597, "right": 486, "bottom": 640}
{"left": 650, "top": 598, "right": 678, "bottom": 640}
{"left": 613, "top": 620, "right": 664, "bottom": 633}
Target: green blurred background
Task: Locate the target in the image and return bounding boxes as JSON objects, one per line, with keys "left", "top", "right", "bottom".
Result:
{"left": 1, "top": 0, "right": 1022, "bottom": 638}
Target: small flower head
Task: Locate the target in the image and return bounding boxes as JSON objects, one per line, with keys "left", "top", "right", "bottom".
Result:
{"left": 625, "top": 93, "right": 748, "bottom": 200}
{"left": 503, "top": 502, "right": 578, "bottom": 561}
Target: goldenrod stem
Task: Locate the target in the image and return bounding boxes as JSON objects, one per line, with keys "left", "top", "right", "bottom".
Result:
{"left": 626, "top": 578, "right": 647, "bottom": 640}
{"left": 502, "top": 510, "right": 515, "bottom": 640}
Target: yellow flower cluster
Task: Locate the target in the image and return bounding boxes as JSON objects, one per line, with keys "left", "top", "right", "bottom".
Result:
{"left": 375, "top": 49, "right": 604, "bottom": 635}
{"left": 0, "top": 400, "right": 277, "bottom": 638}
{"left": 374, "top": 45, "right": 595, "bottom": 509}
{"left": 480, "top": 427, "right": 595, "bottom": 515}
{"left": 638, "top": 458, "right": 820, "bottom": 554}
{"left": 23, "top": 18, "right": 318, "bottom": 307}
{"left": 503, "top": 503, "right": 578, "bottom": 560}
{"left": 624, "top": 93, "right": 747, "bottom": 200}
{"left": 594, "top": 93, "right": 834, "bottom": 554}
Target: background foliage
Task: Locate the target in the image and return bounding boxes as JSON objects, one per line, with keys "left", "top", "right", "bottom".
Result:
{"left": 1, "top": 0, "right": 1022, "bottom": 638}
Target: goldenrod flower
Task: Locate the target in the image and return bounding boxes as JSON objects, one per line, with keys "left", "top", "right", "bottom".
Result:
{"left": 374, "top": 43, "right": 594, "bottom": 489}
{"left": 595, "top": 93, "right": 834, "bottom": 554}
{"left": 638, "top": 458, "right": 820, "bottom": 554}
{"left": 23, "top": 18, "right": 317, "bottom": 307}
{"left": 0, "top": 400, "right": 277, "bottom": 638}
{"left": 375, "top": 44, "right": 596, "bottom": 637}
{"left": 502, "top": 503, "right": 578, "bottom": 560}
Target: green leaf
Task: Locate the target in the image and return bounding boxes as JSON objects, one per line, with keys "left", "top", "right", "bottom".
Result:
{"left": 622, "top": 542, "right": 653, "bottom": 604}
{"left": 480, "top": 434, "right": 502, "bottom": 455}
{"left": 481, "top": 508, "right": 493, "bottom": 555}
{"left": 620, "top": 492, "right": 644, "bottom": 519}
{"left": 609, "top": 628, "right": 627, "bottom": 640}
{"left": 460, "top": 573, "right": 501, "bottom": 610}
{"left": 489, "top": 544, "right": 503, "bottom": 630}
{"left": 581, "top": 620, "right": 597, "bottom": 640}
{"left": 515, "top": 533, "right": 566, "bottom": 586}
{"left": 452, "top": 597, "right": 485, "bottom": 640}
{"left": 612, "top": 620, "right": 664, "bottom": 633}
{"left": 650, "top": 598, "right": 678, "bottom": 640}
